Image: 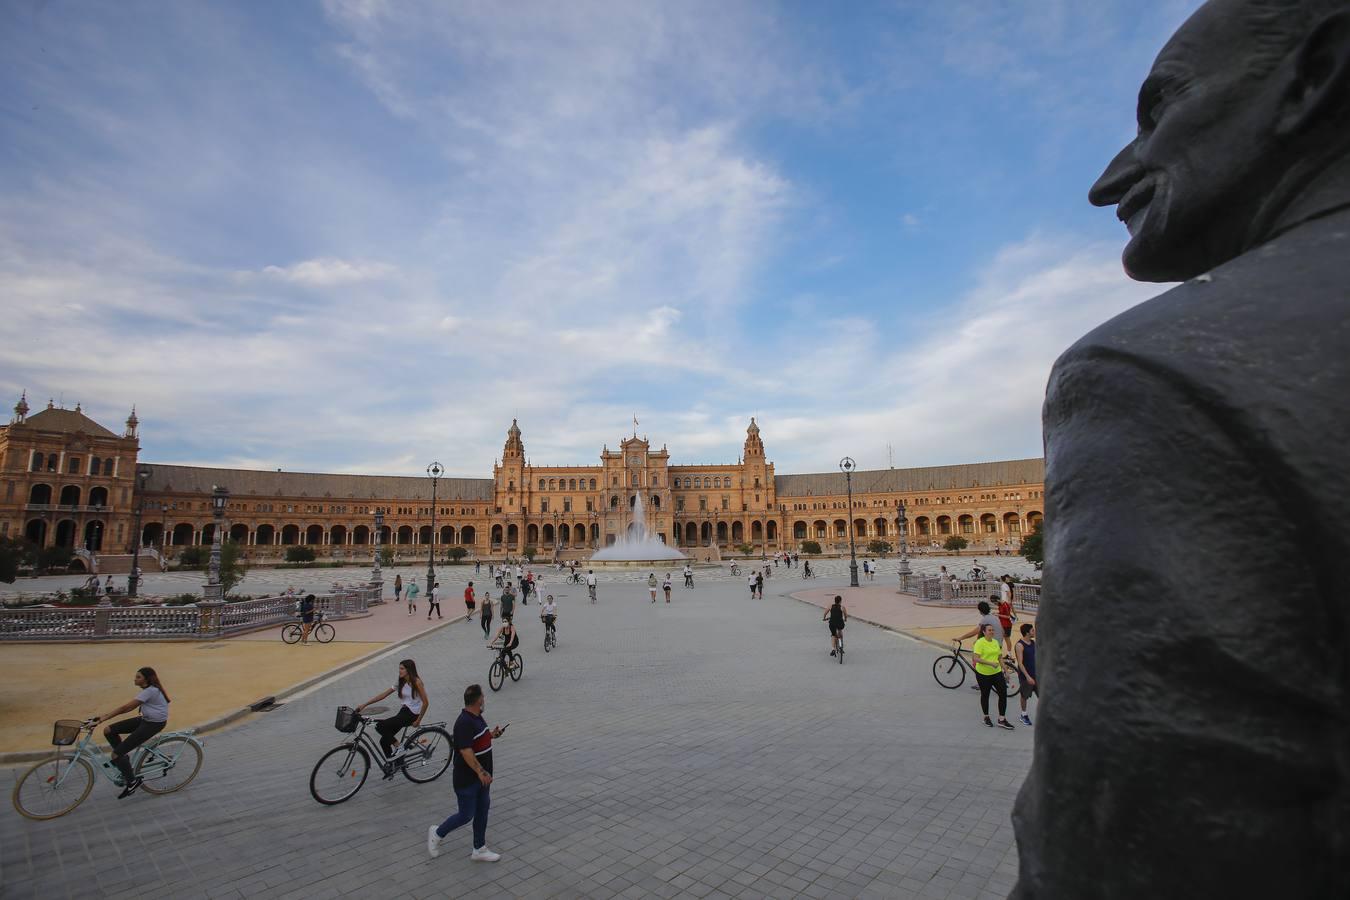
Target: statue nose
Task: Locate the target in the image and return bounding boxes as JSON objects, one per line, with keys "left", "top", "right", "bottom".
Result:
{"left": 1089, "top": 142, "right": 1144, "bottom": 207}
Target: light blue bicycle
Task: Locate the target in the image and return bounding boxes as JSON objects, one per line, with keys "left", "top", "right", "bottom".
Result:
{"left": 12, "top": 718, "right": 204, "bottom": 819}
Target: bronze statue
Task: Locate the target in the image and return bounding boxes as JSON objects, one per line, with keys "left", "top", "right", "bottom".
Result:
{"left": 1012, "top": 1, "right": 1350, "bottom": 896}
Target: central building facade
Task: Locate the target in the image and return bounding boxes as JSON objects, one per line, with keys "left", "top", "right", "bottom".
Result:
{"left": 0, "top": 399, "right": 1045, "bottom": 563}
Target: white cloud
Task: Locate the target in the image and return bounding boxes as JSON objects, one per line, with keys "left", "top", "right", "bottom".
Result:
{"left": 258, "top": 258, "right": 396, "bottom": 287}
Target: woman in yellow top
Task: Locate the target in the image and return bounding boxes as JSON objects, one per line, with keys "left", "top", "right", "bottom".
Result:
{"left": 973, "top": 623, "right": 1015, "bottom": 730}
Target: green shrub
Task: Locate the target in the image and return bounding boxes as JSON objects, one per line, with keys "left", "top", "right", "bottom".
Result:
{"left": 178, "top": 546, "right": 209, "bottom": 567}
{"left": 943, "top": 535, "right": 969, "bottom": 553}
{"left": 800, "top": 541, "right": 822, "bottom": 555}
{"left": 446, "top": 547, "right": 468, "bottom": 564}
{"left": 1020, "top": 525, "right": 1044, "bottom": 569}
{"left": 285, "top": 546, "right": 316, "bottom": 563}
{"left": 523, "top": 546, "right": 537, "bottom": 562}
{"left": 37, "top": 545, "right": 73, "bottom": 572}
{"left": 866, "top": 540, "right": 892, "bottom": 556}
{"left": 735, "top": 543, "right": 753, "bottom": 556}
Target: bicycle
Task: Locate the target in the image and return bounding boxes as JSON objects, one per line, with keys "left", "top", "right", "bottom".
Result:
{"left": 931, "top": 641, "right": 1021, "bottom": 697}
{"left": 487, "top": 642, "right": 524, "bottom": 691}
{"left": 542, "top": 620, "right": 557, "bottom": 652}
{"left": 12, "top": 718, "right": 204, "bottom": 820}
{"left": 282, "top": 610, "right": 334, "bottom": 644}
{"left": 565, "top": 572, "right": 582, "bottom": 585}
{"left": 729, "top": 564, "right": 740, "bottom": 576}
{"left": 836, "top": 633, "right": 845, "bottom": 664}
{"left": 309, "top": 706, "right": 452, "bottom": 805}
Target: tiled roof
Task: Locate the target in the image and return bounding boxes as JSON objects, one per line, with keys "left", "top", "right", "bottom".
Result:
{"left": 143, "top": 464, "right": 494, "bottom": 501}
{"left": 774, "top": 458, "right": 1044, "bottom": 497}
{"left": 19, "top": 408, "right": 121, "bottom": 439}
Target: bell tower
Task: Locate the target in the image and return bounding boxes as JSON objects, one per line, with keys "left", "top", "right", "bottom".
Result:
{"left": 493, "top": 419, "right": 526, "bottom": 510}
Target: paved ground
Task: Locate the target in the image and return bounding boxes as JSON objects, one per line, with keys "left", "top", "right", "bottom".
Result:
{"left": 1, "top": 568, "right": 1032, "bottom": 899}
{"left": 0, "top": 554, "right": 1038, "bottom": 601}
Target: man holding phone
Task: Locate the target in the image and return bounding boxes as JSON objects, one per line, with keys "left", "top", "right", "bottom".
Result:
{"left": 428, "top": 683, "right": 507, "bottom": 861}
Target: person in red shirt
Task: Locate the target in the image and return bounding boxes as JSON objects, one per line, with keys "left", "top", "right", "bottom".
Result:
{"left": 996, "top": 588, "right": 1015, "bottom": 654}
{"left": 463, "top": 582, "right": 476, "bottom": 620}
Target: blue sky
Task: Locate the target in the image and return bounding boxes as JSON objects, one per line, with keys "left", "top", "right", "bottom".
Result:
{"left": 0, "top": 0, "right": 1201, "bottom": 477}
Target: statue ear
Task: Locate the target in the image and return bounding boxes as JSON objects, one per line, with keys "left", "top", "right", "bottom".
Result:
{"left": 1277, "top": 10, "right": 1350, "bottom": 137}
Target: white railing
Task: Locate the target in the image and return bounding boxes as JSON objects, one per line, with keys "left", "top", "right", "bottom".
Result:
{"left": 0, "top": 584, "right": 381, "bottom": 642}
{"left": 907, "top": 576, "right": 1040, "bottom": 612}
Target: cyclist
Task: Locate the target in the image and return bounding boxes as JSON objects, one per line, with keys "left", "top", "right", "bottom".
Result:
{"left": 729, "top": 562, "right": 740, "bottom": 576}
{"left": 586, "top": 569, "right": 597, "bottom": 603}
{"left": 540, "top": 595, "right": 557, "bottom": 643}
{"left": 357, "top": 658, "right": 429, "bottom": 760}
{"left": 491, "top": 615, "right": 520, "bottom": 668}
{"left": 92, "top": 666, "right": 171, "bottom": 798}
{"left": 297, "top": 593, "right": 317, "bottom": 644}
{"left": 823, "top": 596, "right": 847, "bottom": 657}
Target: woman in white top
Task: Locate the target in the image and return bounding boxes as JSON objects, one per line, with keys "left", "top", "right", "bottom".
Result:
{"left": 357, "top": 659, "right": 429, "bottom": 759}
{"left": 93, "top": 666, "right": 170, "bottom": 798}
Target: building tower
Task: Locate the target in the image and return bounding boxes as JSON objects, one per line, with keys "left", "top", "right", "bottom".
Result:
{"left": 12, "top": 391, "right": 28, "bottom": 425}
{"left": 125, "top": 406, "right": 139, "bottom": 439}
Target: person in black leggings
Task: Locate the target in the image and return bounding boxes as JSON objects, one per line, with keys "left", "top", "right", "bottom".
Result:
{"left": 93, "top": 667, "right": 171, "bottom": 798}
{"left": 357, "top": 659, "right": 430, "bottom": 759}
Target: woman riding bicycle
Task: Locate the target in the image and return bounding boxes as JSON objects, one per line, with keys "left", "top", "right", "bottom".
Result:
{"left": 297, "top": 593, "right": 317, "bottom": 644}
{"left": 491, "top": 615, "right": 520, "bottom": 666}
{"left": 356, "top": 659, "right": 429, "bottom": 759}
{"left": 823, "top": 595, "right": 848, "bottom": 657}
{"left": 540, "top": 595, "right": 557, "bottom": 640}
{"left": 92, "top": 666, "right": 170, "bottom": 798}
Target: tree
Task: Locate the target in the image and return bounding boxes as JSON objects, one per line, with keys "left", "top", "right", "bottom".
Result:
{"left": 523, "top": 546, "right": 537, "bottom": 562}
{"left": 0, "top": 537, "right": 35, "bottom": 583}
{"left": 446, "top": 547, "right": 468, "bottom": 564}
{"left": 735, "top": 543, "right": 753, "bottom": 556}
{"left": 38, "top": 545, "right": 73, "bottom": 572}
{"left": 221, "top": 540, "right": 248, "bottom": 595}
{"left": 943, "top": 535, "right": 969, "bottom": 553}
{"left": 800, "top": 540, "right": 822, "bottom": 555}
{"left": 379, "top": 546, "right": 394, "bottom": 567}
{"left": 1020, "top": 524, "right": 1044, "bottom": 569}
{"left": 866, "top": 539, "right": 892, "bottom": 557}
{"left": 178, "top": 546, "right": 209, "bottom": 567}
{"left": 285, "top": 546, "right": 316, "bottom": 563}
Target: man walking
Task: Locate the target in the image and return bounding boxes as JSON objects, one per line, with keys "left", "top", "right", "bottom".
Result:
{"left": 499, "top": 583, "right": 515, "bottom": 623}
{"left": 464, "top": 581, "right": 476, "bottom": 621}
{"left": 428, "top": 683, "right": 505, "bottom": 862}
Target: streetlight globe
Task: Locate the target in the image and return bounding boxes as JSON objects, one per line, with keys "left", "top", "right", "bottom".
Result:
{"left": 839, "top": 456, "right": 855, "bottom": 473}
{"left": 427, "top": 462, "right": 443, "bottom": 479}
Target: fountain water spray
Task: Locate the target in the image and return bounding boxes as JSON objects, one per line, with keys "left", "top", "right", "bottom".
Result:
{"left": 592, "top": 492, "right": 686, "bottom": 561}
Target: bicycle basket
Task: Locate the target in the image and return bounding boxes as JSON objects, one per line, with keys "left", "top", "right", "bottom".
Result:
{"left": 334, "top": 706, "right": 359, "bottom": 733}
{"left": 52, "top": 720, "right": 83, "bottom": 746}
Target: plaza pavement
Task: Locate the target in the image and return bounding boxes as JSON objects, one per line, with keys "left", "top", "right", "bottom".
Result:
{"left": 1, "top": 565, "right": 1032, "bottom": 899}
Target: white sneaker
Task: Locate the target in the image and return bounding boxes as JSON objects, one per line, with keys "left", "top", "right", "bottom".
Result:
{"left": 470, "top": 846, "right": 501, "bottom": 862}
{"left": 427, "top": 825, "right": 442, "bottom": 858}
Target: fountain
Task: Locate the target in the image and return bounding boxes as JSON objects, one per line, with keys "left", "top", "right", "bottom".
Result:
{"left": 591, "top": 492, "right": 686, "bottom": 562}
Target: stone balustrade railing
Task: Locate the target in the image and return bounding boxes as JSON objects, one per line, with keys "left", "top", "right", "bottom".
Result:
{"left": 0, "top": 583, "right": 381, "bottom": 642}
{"left": 903, "top": 575, "right": 1040, "bottom": 612}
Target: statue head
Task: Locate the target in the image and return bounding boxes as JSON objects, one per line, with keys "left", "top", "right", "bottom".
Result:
{"left": 1090, "top": 0, "right": 1350, "bottom": 282}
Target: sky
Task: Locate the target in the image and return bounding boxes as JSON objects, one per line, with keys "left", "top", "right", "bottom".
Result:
{"left": 0, "top": 0, "right": 1203, "bottom": 478}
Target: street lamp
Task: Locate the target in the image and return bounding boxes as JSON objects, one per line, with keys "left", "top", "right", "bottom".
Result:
{"left": 551, "top": 511, "right": 560, "bottom": 561}
{"left": 840, "top": 457, "right": 859, "bottom": 587}
{"left": 896, "top": 499, "right": 911, "bottom": 579}
{"left": 128, "top": 466, "right": 151, "bottom": 598}
{"left": 371, "top": 506, "right": 385, "bottom": 586}
{"left": 204, "top": 485, "right": 229, "bottom": 602}
{"left": 426, "top": 462, "right": 442, "bottom": 597}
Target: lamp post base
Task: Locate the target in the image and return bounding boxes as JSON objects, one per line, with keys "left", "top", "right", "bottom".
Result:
{"left": 849, "top": 563, "right": 860, "bottom": 588}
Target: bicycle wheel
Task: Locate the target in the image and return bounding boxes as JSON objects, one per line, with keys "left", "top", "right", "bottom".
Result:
{"left": 401, "top": 726, "right": 452, "bottom": 784}
{"left": 314, "top": 623, "right": 335, "bottom": 644}
{"left": 838, "top": 639, "right": 845, "bottom": 664}
{"left": 1003, "top": 669, "right": 1022, "bottom": 699}
{"left": 932, "top": 655, "right": 966, "bottom": 689}
{"left": 509, "top": 654, "right": 524, "bottom": 681}
{"left": 309, "top": 744, "right": 370, "bottom": 805}
{"left": 13, "top": 755, "right": 94, "bottom": 820}
{"left": 281, "top": 623, "right": 302, "bottom": 644}
{"left": 488, "top": 660, "right": 505, "bottom": 692}
{"left": 136, "top": 735, "right": 203, "bottom": 794}
{"left": 544, "top": 632, "right": 552, "bottom": 653}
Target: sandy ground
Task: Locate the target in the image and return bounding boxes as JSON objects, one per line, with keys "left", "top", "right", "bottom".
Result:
{"left": 0, "top": 638, "right": 380, "bottom": 754}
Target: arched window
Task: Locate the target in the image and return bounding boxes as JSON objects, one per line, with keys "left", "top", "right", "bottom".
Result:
{"left": 589, "top": 478, "right": 597, "bottom": 490}
{"left": 104, "top": 458, "right": 115, "bottom": 474}
{"left": 539, "top": 479, "right": 546, "bottom": 490}
{"left": 549, "top": 478, "right": 556, "bottom": 490}
{"left": 91, "top": 458, "right": 102, "bottom": 476}
{"left": 610, "top": 496, "right": 619, "bottom": 508}
{"left": 46, "top": 454, "right": 56, "bottom": 472}
{"left": 569, "top": 478, "right": 576, "bottom": 490}
{"left": 30, "top": 452, "right": 42, "bottom": 472}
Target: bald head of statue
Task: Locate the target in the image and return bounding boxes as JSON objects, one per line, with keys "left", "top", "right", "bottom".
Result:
{"left": 1012, "top": 1, "right": 1350, "bottom": 897}
{"left": 1090, "top": 0, "right": 1350, "bottom": 282}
